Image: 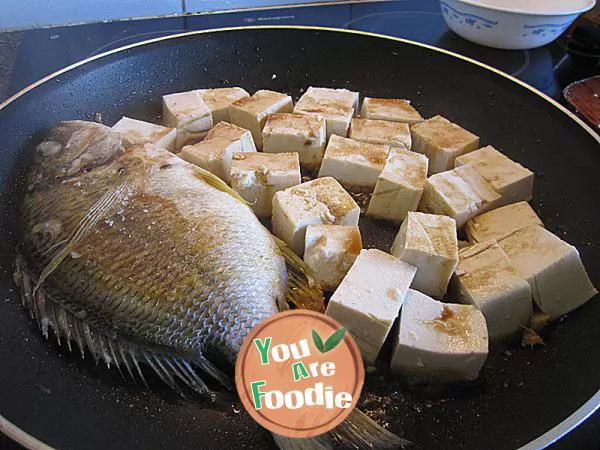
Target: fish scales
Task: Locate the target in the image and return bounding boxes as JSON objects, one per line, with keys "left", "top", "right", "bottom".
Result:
{"left": 15, "top": 120, "right": 408, "bottom": 450}
{"left": 19, "top": 121, "right": 285, "bottom": 367}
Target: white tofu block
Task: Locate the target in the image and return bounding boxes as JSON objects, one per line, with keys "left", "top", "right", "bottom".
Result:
{"left": 419, "top": 165, "right": 502, "bottom": 228}
{"left": 366, "top": 148, "right": 428, "bottom": 223}
{"left": 411, "top": 115, "right": 480, "bottom": 174}
{"left": 197, "top": 87, "right": 249, "bottom": 124}
{"left": 498, "top": 225, "right": 597, "bottom": 319}
{"left": 294, "top": 87, "right": 359, "bottom": 138}
{"left": 391, "top": 290, "right": 488, "bottom": 380}
{"left": 180, "top": 139, "right": 235, "bottom": 182}
{"left": 262, "top": 113, "right": 326, "bottom": 171}
{"left": 111, "top": 116, "right": 176, "bottom": 152}
{"left": 162, "top": 90, "right": 213, "bottom": 150}
{"left": 325, "top": 249, "right": 417, "bottom": 364}
{"left": 230, "top": 152, "right": 301, "bottom": 217}
{"left": 465, "top": 201, "right": 543, "bottom": 243}
{"left": 455, "top": 145, "right": 534, "bottom": 207}
{"left": 360, "top": 97, "right": 423, "bottom": 125}
{"left": 303, "top": 225, "right": 362, "bottom": 292}
{"left": 229, "top": 90, "right": 293, "bottom": 150}
{"left": 179, "top": 122, "right": 256, "bottom": 183}
{"left": 349, "top": 118, "right": 411, "bottom": 149}
{"left": 391, "top": 212, "right": 458, "bottom": 297}
{"left": 453, "top": 241, "right": 532, "bottom": 341}
{"left": 318, "top": 135, "right": 390, "bottom": 191}
{"left": 205, "top": 121, "right": 256, "bottom": 153}
{"left": 272, "top": 177, "right": 360, "bottom": 256}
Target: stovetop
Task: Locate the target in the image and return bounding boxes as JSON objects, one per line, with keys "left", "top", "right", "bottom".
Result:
{"left": 0, "top": 1, "right": 598, "bottom": 449}
{"left": 0, "top": 0, "right": 594, "bottom": 104}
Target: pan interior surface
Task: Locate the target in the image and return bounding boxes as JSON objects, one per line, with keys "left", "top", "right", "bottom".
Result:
{"left": 0, "top": 27, "right": 599, "bottom": 450}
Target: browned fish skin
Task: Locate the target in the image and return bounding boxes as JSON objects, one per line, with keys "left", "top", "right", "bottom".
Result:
{"left": 18, "top": 121, "right": 292, "bottom": 368}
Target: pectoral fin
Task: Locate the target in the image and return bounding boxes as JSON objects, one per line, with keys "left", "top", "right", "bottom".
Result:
{"left": 33, "top": 173, "right": 140, "bottom": 295}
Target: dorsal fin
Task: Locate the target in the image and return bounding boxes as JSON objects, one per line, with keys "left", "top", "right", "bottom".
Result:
{"left": 189, "top": 164, "right": 249, "bottom": 204}
{"left": 15, "top": 252, "right": 229, "bottom": 397}
{"left": 274, "top": 237, "right": 325, "bottom": 313}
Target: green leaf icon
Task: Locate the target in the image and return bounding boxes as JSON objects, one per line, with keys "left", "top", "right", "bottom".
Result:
{"left": 323, "top": 327, "right": 347, "bottom": 353}
{"left": 312, "top": 327, "right": 347, "bottom": 353}
{"left": 312, "top": 329, "right": 325, "bottom": 352}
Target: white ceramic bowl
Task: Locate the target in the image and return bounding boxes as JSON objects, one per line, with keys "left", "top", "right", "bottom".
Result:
{"left": 440, "top": 0, "right": 596, "bottom": 50}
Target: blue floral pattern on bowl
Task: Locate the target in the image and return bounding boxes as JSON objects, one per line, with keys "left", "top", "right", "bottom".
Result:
{"left": 521, "top": 22, "right": 571, "bottom": 38}
{"left": 440, "top": 1, "right": 499, "bottom": 30}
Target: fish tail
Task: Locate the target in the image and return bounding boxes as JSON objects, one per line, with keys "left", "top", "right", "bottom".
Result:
{"left": 272, "top": 408, "right": 411, "bottom": 449}
{"left": 275, "top": 237, "right": 325, "bottom": 313}
{"left": 272, "top": 434, "right": 330, "bottom": 450}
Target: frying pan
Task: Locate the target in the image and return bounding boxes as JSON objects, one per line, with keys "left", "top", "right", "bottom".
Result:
{"left": 0, "top": 26, "right": 599, "bottom": 450}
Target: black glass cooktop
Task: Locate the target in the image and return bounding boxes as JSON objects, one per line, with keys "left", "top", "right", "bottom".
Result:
{"left": 0, "top": 1, "right": 598, "bottom": 449}
{"left": 0, "top": 0, "right": 593, "bottom": 103}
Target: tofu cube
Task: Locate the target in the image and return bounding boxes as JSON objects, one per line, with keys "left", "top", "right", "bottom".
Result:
{"left": 366, "top": 148, "right": 428, "bottom": 223}
{"left": 325, "top": 249, "right": 417, "bottom": 364}
{"left": 391, "top": 212, "right": 458, "bottom": 297}
{"left": 453, "top": 241, "right": 532, "bottom": 341}
{"left": 294, "top": 87, "right": 359, "bottom": 138}
{"left": 111, "top": 116, "right": 176, "bottom": 152}
{"left": 411, "top": 115, "right": 480, "bottom": 174}
{"left": 465, "top": 201, "right": 543, "bottom": 243}
{"left": 318, "top": 135, "right": 390, "bottom": 191}
{"left": 455, "top": 145, "right": 534, "bottom": 207}
{"left": 272, "top": 177, "right": 360, "bottom": 255}
{"left": 349, "top": 118, "right": 412, "bottom": 149}
{"left": 419, "top": 165, "right": 501, "bottom": 228}
{"left": 230, "top": 152, "right": 301, "bottom": 217}
{"left": 205, "top": 121, "right": 256, "bottom": 152}
{"left": 303, "top": 225, "right": 362, "bottom": 292}
{"left": 229, "top": 90, "right": 293, "bottom": 150}
{"left": 197, "top": 87, "right": 250, "bottom": 124}
{"left": 498, "top": 225, "right": 597, "bottom": 319}
{"left": 360, "top": 97, "right": 424, "bottom": 125}
{"left": 162, "top": 90, "right": 213, "bottom": 150}
{"left": 262, "top": 113, "right": 326, "bottom": 171}
{"left": 179, "top": 122, "right": 256, "bottom": 183}
{"left": 391, "top": 290, "right": 489, "bottom": 380}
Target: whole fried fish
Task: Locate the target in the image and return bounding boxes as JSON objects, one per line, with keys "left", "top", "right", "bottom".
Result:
{"left": 15, "top": 121, "right": 408, "bottom": 450}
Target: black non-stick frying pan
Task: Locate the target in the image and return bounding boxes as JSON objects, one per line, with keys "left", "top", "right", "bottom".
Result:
{"left": 0, "top": 26, "right": 599, "bottom": 450}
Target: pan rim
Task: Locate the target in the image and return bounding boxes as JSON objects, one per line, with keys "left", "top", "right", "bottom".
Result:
{"left": 1, "top": 25, "right": 599, "bottom": 145}
{"left": 0, "top": 25, "right": 598, "bottom": 450}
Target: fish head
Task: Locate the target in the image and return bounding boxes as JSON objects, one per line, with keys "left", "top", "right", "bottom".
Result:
{"left": 32, "top": 120, "right": 124, "bottom": 184}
